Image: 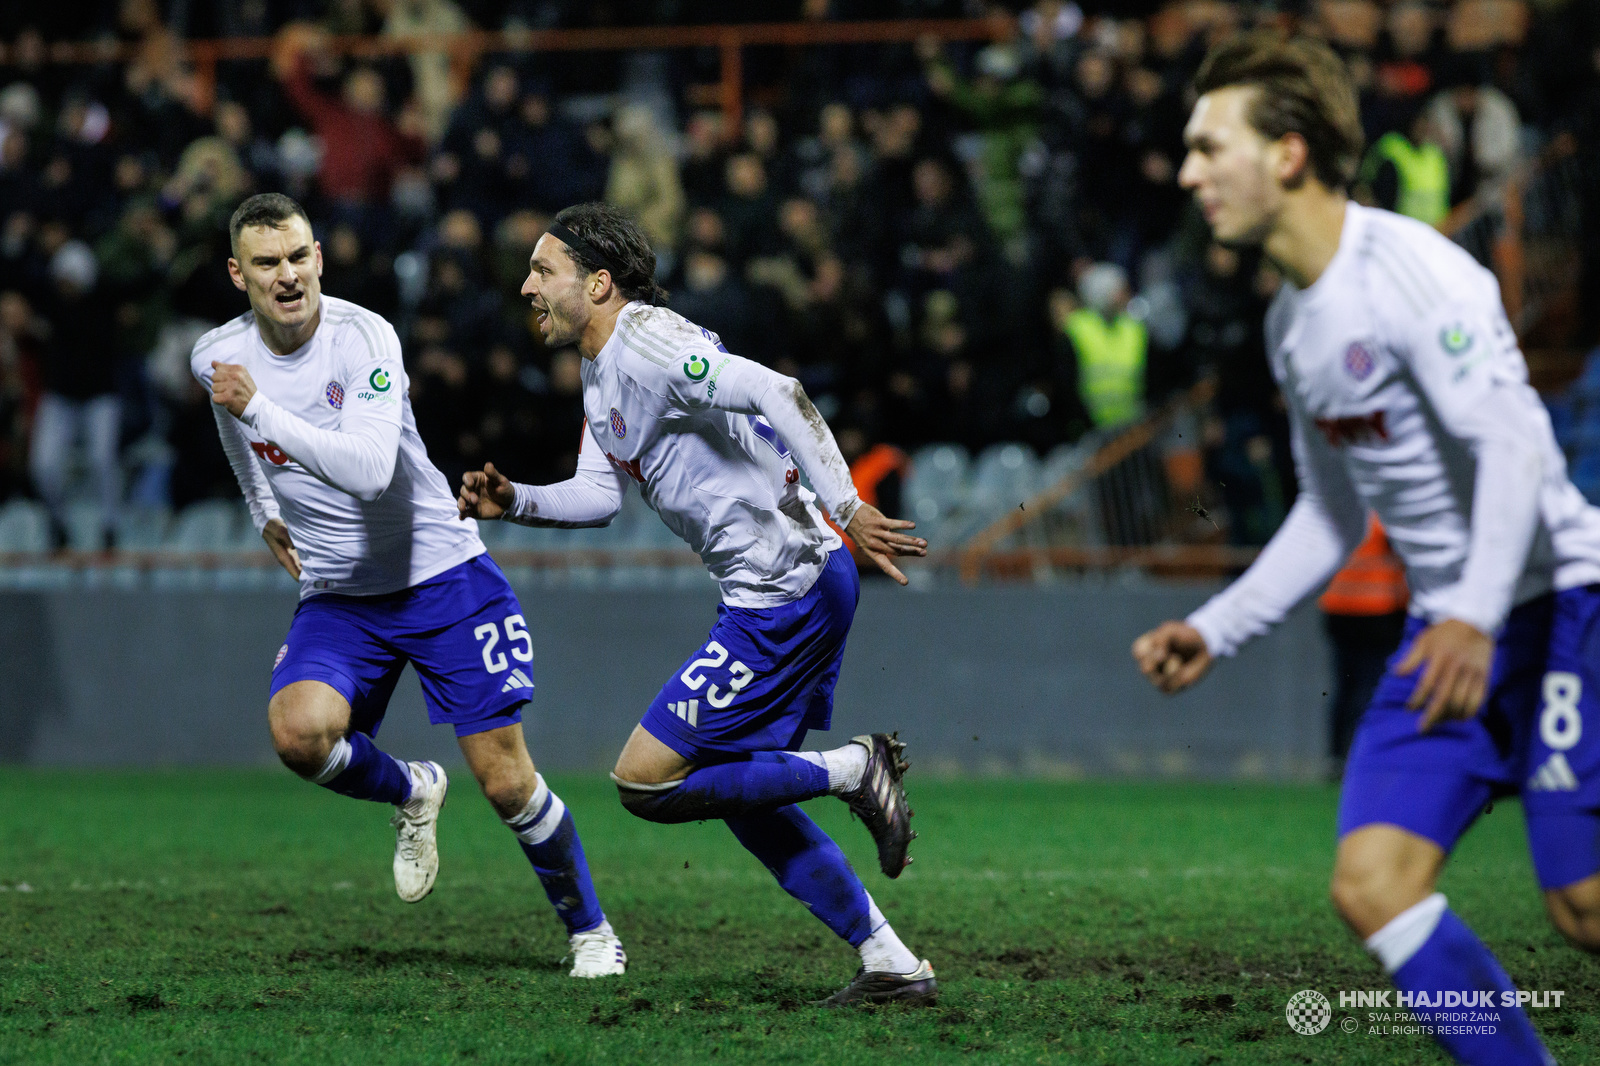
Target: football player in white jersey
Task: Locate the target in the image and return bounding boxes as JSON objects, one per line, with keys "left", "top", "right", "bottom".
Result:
{"left": 1132, "top": 34, "right": 1600, "bottom": 1065}
{"left": 195, "top": 194, "right": 626, "bottom": 977}
{"left": 457, "top": 203, "right": 937, "bottom": 1006}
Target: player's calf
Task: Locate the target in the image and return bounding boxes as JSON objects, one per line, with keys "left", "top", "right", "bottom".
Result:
{"left": 457, "top": 722, "right": 622, "bottom": 970}
{"left": 612, "top": 741, "right": 870, "bottom": 824}
{"left": 498, "top": 770, "right": 622, "bottom": 975}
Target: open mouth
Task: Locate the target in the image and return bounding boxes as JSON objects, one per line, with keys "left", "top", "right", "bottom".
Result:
{"left": 275, "top": 290, "right": 305, "bottom": 310}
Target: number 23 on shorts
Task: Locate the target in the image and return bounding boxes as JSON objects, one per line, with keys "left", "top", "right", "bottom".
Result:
{"left": 681, "top": 640, "right": 756, "bottom": 708}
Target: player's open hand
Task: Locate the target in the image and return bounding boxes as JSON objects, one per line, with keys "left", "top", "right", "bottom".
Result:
{"left": 459, "top": 462, "right": 515, "bottom": 520}
{"left": 211, "top": 361, "right": 258, "bottom": 418}
{"left": 262, "top": 518, "right": 301, "bottom": 580}
{"left": 1396, "top": 618, "right": 1493, "bottom": 732}
{"left": 1132, "top": 621, "right": 1213, "bottom": 694}
{"left": 844, "top": 503, "right": 926, "bottom": 586}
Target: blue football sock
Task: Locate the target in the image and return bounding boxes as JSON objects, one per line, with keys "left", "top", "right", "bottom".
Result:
{"left": 725, "top": 804, "right": 874, "bottom": 945}
{"left": 312, "top": 732, "right": 412, "bottom": 805}
{"left": 617, "top": 752, "right": 831, "bottom": 823}
{"left": 505, "top": 777, "right": 606, "bottom": 936}
{"left": 1376, "top": 896, "right": 1552, "bottom": 1065}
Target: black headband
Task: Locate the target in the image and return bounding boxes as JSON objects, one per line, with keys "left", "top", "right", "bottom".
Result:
{"left": 546, "top": 221, "right": 620, "bottom": 277}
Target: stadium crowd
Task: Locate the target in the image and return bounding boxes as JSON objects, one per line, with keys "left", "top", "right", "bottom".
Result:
{"left": 1, "top": 0, "right": 1598, "bottom": 550}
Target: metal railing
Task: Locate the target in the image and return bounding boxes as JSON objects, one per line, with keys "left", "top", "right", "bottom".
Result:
{"left": 954, "top": 381, "right": 1255, "bottom": 583}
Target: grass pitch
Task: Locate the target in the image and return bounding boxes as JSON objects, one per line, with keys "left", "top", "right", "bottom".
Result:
{"left": 3, "top": 771, "right": 1596, "bottom": 1065}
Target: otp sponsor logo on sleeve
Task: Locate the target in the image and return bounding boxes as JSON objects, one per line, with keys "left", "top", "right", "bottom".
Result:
{"left": 357, "top": 367, "right": 399, "bottom": 402}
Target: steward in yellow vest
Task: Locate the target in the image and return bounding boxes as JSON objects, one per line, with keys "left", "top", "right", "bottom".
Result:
{"left": 1359, "top": 131, "right": 1450, "bottom": 227}
{"left": 1063, "top": 308, "right": 1148, "bottom": 430}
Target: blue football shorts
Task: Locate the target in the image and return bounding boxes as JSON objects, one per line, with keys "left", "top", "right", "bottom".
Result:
{"left": 641, "top": 548, "right": 860, "bottom": 762}
{"left": 1338, "top": 585, "right": 1600, "bottom": 890}
{"left": 269, "top": 554, "right": 534, "bottom": 739}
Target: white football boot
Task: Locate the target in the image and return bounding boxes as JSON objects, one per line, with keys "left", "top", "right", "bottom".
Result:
{"left": 568, "top": 923, "right": 627, "bottom": 978}
{"left": 390, "top": 761, "right": 447, "bottom": 903}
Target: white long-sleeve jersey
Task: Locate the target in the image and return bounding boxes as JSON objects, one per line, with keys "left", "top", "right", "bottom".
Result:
{"left": 1189, "top": 203, "right": 1600, "bottom": 656}
{"left": 191, "top": 295, "right": 484, "bottom": 598}
{"left": 506, "top": 302, "right": 859, "bottom": 608}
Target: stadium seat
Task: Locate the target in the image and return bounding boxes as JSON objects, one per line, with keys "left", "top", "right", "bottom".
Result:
{"left": 1041, "top": 440, "right": 1106, "bottom": 547}
{"left": 0, "top": 499, "right": 51, "bottom": 554}
{"left": 166, "top": 500, "right": 241, "bottom": 551}
{"left": 969, "top": 443, "right": 1041, "bottom": 516}
{"left": 1041, "top": 438, "right": 1099, "bottom": 489}
{"left": 904, "top": 444, "right": 970, "bottom": 526}
{"left": 116, "top": 504, "right": 172, "bottom": 550}
{"left": 64, "top": 499, "right": 110, "bottom": 551}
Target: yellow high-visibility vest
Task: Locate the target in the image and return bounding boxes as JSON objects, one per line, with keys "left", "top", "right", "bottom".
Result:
{"left": 1064, "top": 309, "right": 1147, "bottom": 429}
{"left": 1361, "top": 132, "right": 1450, "bottom": 227}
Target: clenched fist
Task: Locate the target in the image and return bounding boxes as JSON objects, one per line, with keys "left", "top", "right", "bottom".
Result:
{"left": 1131, "top": 620, "right": 1214, "bottom": 694}
{"left": 211, "top": 361, "right": 258, "bottom": 418}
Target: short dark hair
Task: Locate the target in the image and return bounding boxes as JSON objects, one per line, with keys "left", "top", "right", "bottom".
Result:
{"left": 1192, "top": 32, "right": 1364, "bottom": 191}
{"left": 551, "top": 202, "right": 667, "bottom": 306}
{"left": 229, "top": 193, "right": 313, "bottom": 256}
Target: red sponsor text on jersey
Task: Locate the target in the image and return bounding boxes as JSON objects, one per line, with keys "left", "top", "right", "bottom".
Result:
{"left": 250, "top": 440, "right": 291, "bottom": 465}
{"left": 1315, "top": 410, "right": 1389, "bottom": 447}
{"left": 606, "top": 452, "right": 645, "bottom": 483}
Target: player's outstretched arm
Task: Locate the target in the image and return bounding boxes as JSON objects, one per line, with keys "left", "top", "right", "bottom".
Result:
{"left": 1131, "top": 620, "right": 1213, "bottom": 694}
{"left": 458, "top": 462, "right": 514, "bottom": 520}
{"left": 469, "top": 428, "right": 627, "bottom": 528}
{"left": 845, "top": 503, "right": 927, "bottom": 586}
{"left": 261, "top": 518, "right": 302, "bottom": 579}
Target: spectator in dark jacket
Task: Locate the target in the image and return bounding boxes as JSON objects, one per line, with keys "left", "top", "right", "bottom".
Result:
{"left": 30, "top": 241, "right": 120, "bottom": 548}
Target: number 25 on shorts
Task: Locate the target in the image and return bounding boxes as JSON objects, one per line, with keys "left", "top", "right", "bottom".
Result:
{"left": 681, "top": 640, "right": 757, "bottom": 708}
{"left": 474, "top": 614, "right": 533, "bottom": 674}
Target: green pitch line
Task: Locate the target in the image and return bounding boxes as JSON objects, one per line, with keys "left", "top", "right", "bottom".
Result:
{"left": 1, "top": 772, "right": 1594, "bottom": 1064}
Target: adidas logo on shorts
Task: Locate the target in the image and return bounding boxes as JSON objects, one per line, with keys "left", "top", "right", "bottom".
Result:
{"left": 1527, "top": 752, "right": 1579, "bottom": 792}
{"left": 500, "top": 668, "right": 533, "bottom": 694}
{"left": 667, "top": 700, "right": 698, "bottom": 728}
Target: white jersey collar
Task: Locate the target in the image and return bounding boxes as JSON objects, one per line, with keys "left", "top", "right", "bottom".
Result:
{"left": 589, "top": 300, "right": 646, "bottom": 372}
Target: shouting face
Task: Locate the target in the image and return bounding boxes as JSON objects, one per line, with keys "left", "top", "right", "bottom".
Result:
{"left": 1178, "top": 86, "right": 1285, "bottom": 247}
{"left": 229, "top": 214, "right": 323, "bottom": 339}
{"left": 522, "top": 232, "right": 596, "bottom": 349}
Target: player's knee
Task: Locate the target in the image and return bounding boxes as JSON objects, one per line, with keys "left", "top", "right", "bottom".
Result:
{"left": 268, "top": 715, "right": 336, "bottom": 778}
{"left": 615, "top": 783, "right": 658, "bottom": 819}
{"left": 273, "top": 733, "right": 332, "bottom": 778}
{"left": 1329, "top": 860, "right": 1394, "bottom": 930}
{"left": 478, "top": 774, "right": 533, "bottom": 820}
{"left": 615, "top": 781, "right": 684, "bottom": 823}
{"left": 1546, "top": 889, "right": 1600, "bottom": 953}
